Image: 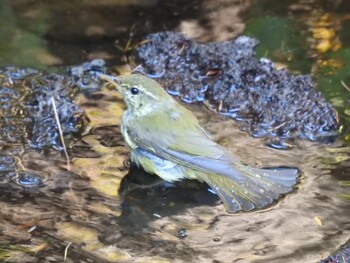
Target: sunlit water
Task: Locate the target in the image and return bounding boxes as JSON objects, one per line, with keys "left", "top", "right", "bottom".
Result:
{"left": 0, "top": 0, "right": 350, "bottom": 262}
{"left": 2, "top": 89, "right": 349, "bottom": 262}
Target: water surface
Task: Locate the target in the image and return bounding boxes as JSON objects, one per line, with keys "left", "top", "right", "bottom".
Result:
{"left": 0, "top": 0, "right": 349, "bottom": 262}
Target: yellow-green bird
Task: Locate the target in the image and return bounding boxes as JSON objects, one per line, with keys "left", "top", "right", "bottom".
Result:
{"left": 100, "top": 73, "right": 299, "bottom": 213}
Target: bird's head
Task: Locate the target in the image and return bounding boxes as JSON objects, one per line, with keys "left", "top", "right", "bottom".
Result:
{"left": 100, "top": 73, "right": 171, "bottom": 114}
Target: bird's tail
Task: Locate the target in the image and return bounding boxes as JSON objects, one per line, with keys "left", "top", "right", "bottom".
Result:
{"left": 199, "top": 165, "right": 299, "bottom": 213}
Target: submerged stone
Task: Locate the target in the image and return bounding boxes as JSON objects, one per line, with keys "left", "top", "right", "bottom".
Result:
{"left": 17, "top": 172, "right": 42, "bottom": 187}
{"left": 134, "top": 32, "right": 340, "bottom": 142}
{"left": 0, "top": 156, "right": 16, "bottom": 172}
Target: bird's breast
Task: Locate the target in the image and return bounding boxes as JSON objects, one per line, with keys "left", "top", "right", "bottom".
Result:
{"left": 120, "top": 120, "right": 138, "bottom": 150}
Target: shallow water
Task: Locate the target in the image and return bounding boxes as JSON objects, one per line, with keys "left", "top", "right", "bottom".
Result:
{"left": 2, "top": 89, "right": 349, "bottom": 262}
{"left": 0, "top": 0, "right": 350, "bottom": 262}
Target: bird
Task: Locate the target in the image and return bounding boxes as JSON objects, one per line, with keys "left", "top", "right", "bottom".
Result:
{"left": 99, "top": 73, "right": 299, "bottom": 213}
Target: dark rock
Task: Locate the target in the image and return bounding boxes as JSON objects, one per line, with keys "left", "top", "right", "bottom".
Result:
{"left": 0, "top": 59, "right": 106, "bottom": 150}
{"left": 320, "top": 244, "right": 350, "bottom": 263}
{"left": 135, "top": 32, "right": 340, "bottom": 142}
{"left": 177, "top": 228, "right": 188, "bottom": 239}
{"left": 17, "top": 172, "right": 43, "bottom": 187}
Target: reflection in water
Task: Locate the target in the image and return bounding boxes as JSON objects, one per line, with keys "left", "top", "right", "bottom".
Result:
{"left": 4, "top": 89, "right": 349, "bottom": 262}
{"left": 118, "top": 165, "right": 219, "bottom": 232}
{"left": 0, "top": 0, "right": 349, "bottom": 262}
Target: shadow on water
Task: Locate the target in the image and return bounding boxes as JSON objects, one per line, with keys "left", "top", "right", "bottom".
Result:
{"left": 0, "top": 75, "right": 348, "bottom": 263}
{"left": 3, "top": 88, "right": 347, "bottom": 262}
{"left": 0, "top": 0, "right": 349, "bottom": 262}
{"left": 117, "top": 165, "right": 220, "bottom": 232}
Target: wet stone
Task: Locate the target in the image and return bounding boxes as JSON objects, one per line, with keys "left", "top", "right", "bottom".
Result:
{"left": 0, "top": 156, "right": 16, "bottom": 172}
{"left": 177, "top": 228, "right": 188, "bottom": 239}
{"left": 0, "top": 156, "right": 16, "bottom": 185}
{"left": 135, "top": 32, "right": 340, "bottom": 142}
{"left": 212, "top": 237, "right": 221, "bottom": 242}
{"left": 69, "top": 59, "right": 106, "bottom": 91}
{"left": 0, "top": 173, "right": 13, "bottom": 185}
{"left": 320, "top": 244, "right": 350, "bottom": 263}
{"left": 17, "top": 172, "right": 43, "bottom": 187}
{"left": 0, "top": 60, "right": 106, "bottom": 150}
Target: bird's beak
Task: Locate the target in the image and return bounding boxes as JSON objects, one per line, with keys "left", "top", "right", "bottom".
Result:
{"left": 99, "top": 73, "right": 120, "bottom": 88}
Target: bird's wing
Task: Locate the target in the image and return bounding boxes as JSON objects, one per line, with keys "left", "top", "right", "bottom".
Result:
{"left": 129, "top": 111, "right": 298, "bottom": 213}
{"left": 128, "top": 110, "right": 238, "bottom": 175}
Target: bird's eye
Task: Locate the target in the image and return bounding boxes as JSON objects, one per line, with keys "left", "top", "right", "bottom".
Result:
{"left": 130, "top": 87, "right": 139, "bottom": 95}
